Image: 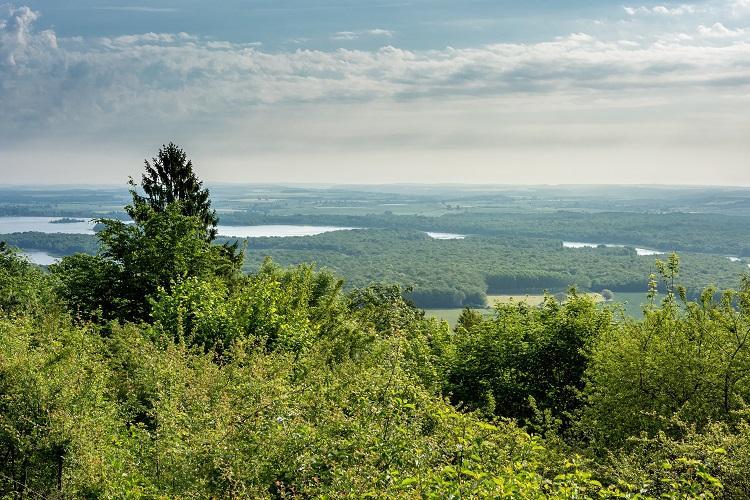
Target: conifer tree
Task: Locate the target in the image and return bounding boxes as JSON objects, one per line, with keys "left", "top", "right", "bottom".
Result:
{"left": 127, "top": 142, "right": 218, "bottom": 240}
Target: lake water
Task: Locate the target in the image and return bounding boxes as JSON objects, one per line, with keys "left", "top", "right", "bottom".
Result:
{"left": 426, "top": 232, "right": 465, "bottom": 240}
{"left": 0, "top": 217, "right": 358, "bottom": 239}
{"left": 1, "top": 217, "right": 469, "bottom": 242}
{"left": 563, "top": 241, "right": 664, "bottom": 256}
{"left": 216, "top": 225, "right": 357, "bottom": 238}
{"left": 0, "top": 216, "right": 96, "bottom": 234}
{"left": 22, "top": 250, "right": 59, "bottom": 266}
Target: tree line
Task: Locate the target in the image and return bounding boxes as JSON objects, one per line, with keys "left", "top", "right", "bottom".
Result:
{"left": 220, "top": 208, "right": 750, "bottom": 256}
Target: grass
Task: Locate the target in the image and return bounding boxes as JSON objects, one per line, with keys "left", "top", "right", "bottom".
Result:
{"left": 487, "top": 293, "right": 605, "bottom": 306}
{"left": 423, "top": 308, "right": 493, "bottom": 327}
{"left": 487, "top": 294, "right": 547, "bottom": 307}
{"left": 424, "top": 291, "right": 647, "bottom": 327}
{"left": 607, "top": 291, "right": 648, "bottom": 319}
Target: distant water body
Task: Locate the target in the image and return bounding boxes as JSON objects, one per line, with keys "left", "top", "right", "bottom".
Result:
{"left": 0, "top": 217, "right": 96, "bottom": 234}
{"left": 425, "top": 232, "right": 465, "bottom": 240}
{"left": 0, "top": 217, "right": 357, "bottom": 238}
{"left": 216, "top": 225, "right": 356, "bottom": 238}
{"left": 22, "top": 250, "right": 60, "bottom": 266}
{"left": 563, "top": 241, "right": 664, "bottom": 256}
{"left": 1, "top": 217, "right": 465, "bottom": 242}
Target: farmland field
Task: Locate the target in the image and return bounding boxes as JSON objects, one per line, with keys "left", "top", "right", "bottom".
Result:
{"left": 425, "top": 291, "right": 648, "bottom": 326}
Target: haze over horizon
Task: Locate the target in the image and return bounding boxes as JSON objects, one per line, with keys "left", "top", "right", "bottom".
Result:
{"left": 1, "top": 0, "right": 749, "bottom": 185}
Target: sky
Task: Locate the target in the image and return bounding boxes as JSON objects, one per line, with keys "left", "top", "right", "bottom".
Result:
{"left": 0, "top": 0, "right": 749, "bottom": 185}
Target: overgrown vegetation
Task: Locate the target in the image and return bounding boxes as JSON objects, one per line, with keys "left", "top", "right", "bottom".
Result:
{"left": 2, "top": 147, "right": 749, "bottom": 497}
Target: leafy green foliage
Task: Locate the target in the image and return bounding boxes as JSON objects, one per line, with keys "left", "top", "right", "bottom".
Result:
{"left": 53, "top": 205, "right": 241, "bottom": 322}
{"left": 449, "top": 292, "right": 613, "bottom": 428}
{"left": 346, "top": 284, "right": 455, "bottom": 392}
{"left": 50, "top": 253, "right": 121, "bottom": 322}
{"left": 0, "top": 243, "right": 57, "bottom": 316}
{"left": 582, "top": 255, "right": 750, "bottom": 446}
{"left": 596, "top": 419, "right": 748, "bottom": 498}
{"left": 151, "top": 260, "right": 345, "bottom": 353}
{"left": 0, "top": 306, "right": 725, "bottom": 498}
{"left": 49, "top": 153, "right": 243, "bottom": 323}
{"left": 0, "top": 314, "right": 126, "bottom": 497}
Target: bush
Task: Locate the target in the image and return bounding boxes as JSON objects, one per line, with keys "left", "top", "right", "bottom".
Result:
{"left": 449, "top": 291, "right": 613, "bottom": 428}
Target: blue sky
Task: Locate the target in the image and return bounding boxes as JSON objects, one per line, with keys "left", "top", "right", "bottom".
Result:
{"left": 1, "top": 0, "right": 749, "bottom": 184}
{"left": 18, "top": 1, "right": 627, "bottom": 48}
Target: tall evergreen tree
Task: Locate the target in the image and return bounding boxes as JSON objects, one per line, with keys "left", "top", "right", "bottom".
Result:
{"left": 127, "top": 143, "right": 218, "bottom": 240}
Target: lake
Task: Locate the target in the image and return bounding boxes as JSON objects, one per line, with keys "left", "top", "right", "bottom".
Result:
{"left": 0, "top": 217, "right": 96, "bottom": 234}
{"left": 426, "top": 232, "right": 465, "bottom": 240}
{"left": 22, "top": 250, "right": 59, "bottom": 266}
{"left": 216, "top": 225, "right": 357, "bottom": 238}
{"left": 1, "top": 218, "right": 469, "bottom": 242}
{"left": 563, "top": 241, "right": 664, "bottom": 256}
{"left": 0, "top": 217, "right": 357, "bottom": 238}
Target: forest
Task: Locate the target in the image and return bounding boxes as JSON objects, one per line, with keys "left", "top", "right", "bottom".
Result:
{"left": 5, "top": 227, "right": 745, "bottom": 309}
{"left": 239, "top": 229, "right": 745, "bottom": 308}
{"left": 219, "top": 210, "right": 750, "bottom": 257}
{"left": 2, "top": 146, "right": 750, "bottom": 497}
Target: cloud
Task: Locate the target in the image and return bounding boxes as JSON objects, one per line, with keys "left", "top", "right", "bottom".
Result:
{"left": 331, "top": 31, "right": 357, "bottom": 41}
{"left": 698, "top": 22, "right": 746, "bottom": 37}
{"left": 105, "top": 32, "right": 196, "bottom": 46}
{"left": 623, "top": 0, "right": 750, "bottom": 20}
{"left": 1, "top": 4, "right": 749, "bottom": 184}
{"left": 1, "top": 4, "right": 749, "bottom": 147}
{"left": 331, "top": 28, "right": 394, "bottom": 41}
{"left": 366, "top": 28, "right": 394, "bottom": 37}
{"left": 731, "top": 0, "right": 750, "bottom": 17}
{"left": 0, "top": 4, "right": 56, "bottom": 66}
{"left": 624, "top": 4, "right": 698, "bottom": 16}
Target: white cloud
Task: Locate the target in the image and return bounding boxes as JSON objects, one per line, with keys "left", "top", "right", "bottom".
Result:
{"left": 623, "top": 0, "right": 750, "bottom": 20}
{"left": 331, "top": 31, "right": 358, "bottom": 41}
{"left": 366, "top": 29, "right": 394, "bottom": 37}
{"left": 0, "top": 4, "right": 56, "bottom": 66}
{"left": 331, "top": 28, "right": 394, "bottom": 41}
{"left": 731, "top": 0, "right": 750, "bottom": 17}
{"left": 698, "top": 22, "right": 746, "bottom": 37}
{"left": 106, "top": 32, "right": 196, "bottom": 46}
{"left": 624, "top": 4, "right": 698, "bottom": 16}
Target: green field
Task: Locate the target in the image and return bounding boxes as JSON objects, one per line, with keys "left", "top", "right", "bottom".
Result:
{"left": 487, "top": 293, "right": 606, "bottom": 306}
{"left": 423, "top": 307, "right": 492, "bottom": 326}
{"left": 425, "top": 291, "right": 648, "bottom": 326}
{"left": 607, "top": 291, "right": 649, "bottom": 319}
{"left": 487, "top": 294, "right": 548, "bottom": 307}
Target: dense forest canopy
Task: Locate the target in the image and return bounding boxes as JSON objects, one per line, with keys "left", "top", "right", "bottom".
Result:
{"left": 3, "top": 151, "right": 750, "bottom": 497}
{"left": 4, "top": 227, "right": 744, "bottom": 309}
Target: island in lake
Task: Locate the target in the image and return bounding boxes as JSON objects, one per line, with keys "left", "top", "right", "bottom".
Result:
{"left": 50, "top": 217, "right": 86, "bottom": 224}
